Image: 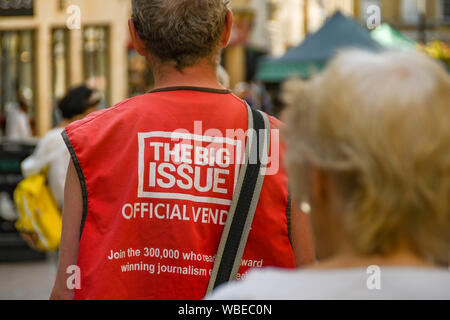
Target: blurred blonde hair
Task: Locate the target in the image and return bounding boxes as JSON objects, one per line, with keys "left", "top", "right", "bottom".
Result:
{"left": 284, "top": 50, "right": 450, "bottom": 264}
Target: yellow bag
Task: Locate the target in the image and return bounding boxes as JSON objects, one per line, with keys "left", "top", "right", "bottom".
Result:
{"left": 14, "top": 168, "right": 62, "bottom": 252}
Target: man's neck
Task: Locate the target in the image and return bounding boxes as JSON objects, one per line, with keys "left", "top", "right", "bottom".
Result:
{"left": 152, "top": 60, "right": 225, "bottom": 91}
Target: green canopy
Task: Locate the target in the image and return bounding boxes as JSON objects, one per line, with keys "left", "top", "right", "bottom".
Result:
{"left": 256, "top": 11, "right": 383, "bottom": 82}
{"left": 371, "top": 23, "right": 417, "bottom": 50}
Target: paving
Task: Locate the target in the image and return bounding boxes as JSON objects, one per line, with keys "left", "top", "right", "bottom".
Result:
{"left": 0, "top": 257, "right": 57, "bottom": 300}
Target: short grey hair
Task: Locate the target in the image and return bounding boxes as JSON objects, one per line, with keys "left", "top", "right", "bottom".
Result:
{"left": 132, "top": 0, "right": 230, "bottom": 71}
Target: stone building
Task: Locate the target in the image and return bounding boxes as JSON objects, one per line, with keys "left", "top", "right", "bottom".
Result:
{"left": 1, "top": 0, "right": 448, "bottom": 136}
{"left": 0, "top": 0, "right": 130, "bottom": 137}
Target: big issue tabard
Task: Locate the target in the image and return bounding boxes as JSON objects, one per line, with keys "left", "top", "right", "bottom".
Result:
{"left": 63, "top": 88, "right": 295, "bottom": 300}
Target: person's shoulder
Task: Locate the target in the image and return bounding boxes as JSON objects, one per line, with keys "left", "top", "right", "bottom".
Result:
{"left": 41, "top": 128, "right": 64, "bottom": 141}
{"left": 37, "top": 128, "right": 66, "bottom": 151}
{"left": 65, "top": 94, "right": 153, "bottom": 134}
{"left": 381, "top": 267, "right": 450, "bottom": 295}
{"left": 206, "top": 267, "right": 299, "bottom": 300}
{"left": 207, "top": 266, "right": 450, "bottom": 300}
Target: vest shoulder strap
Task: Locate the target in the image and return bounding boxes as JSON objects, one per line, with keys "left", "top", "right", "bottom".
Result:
{"left": 207, "top": 104, "right": 270, "bottom": 294}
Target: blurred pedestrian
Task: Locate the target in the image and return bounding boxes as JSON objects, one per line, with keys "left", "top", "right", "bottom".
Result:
{"left": 234, "top": 82, "right": 255, "bottom": 109}
{"left": 5, "top": 93, "right": 32, "bottom": 140}
{"left": 208, "top": 50, "right": 450, "bottom": 300}
{"left": 217, "top": 65, "right": 230, "bottom": 89}
{"left": 21, "top": 85, "right": 100, "bottom": 210}
{"left": 50, "top": 0, "right": 314, "bottom": 300}
{"left": 234, "top": 81, "right": 274, "bottom": 115}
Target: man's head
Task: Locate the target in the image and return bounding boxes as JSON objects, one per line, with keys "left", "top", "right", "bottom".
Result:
{"left": 130, "top": 0, "right": 231, "bottom": 72}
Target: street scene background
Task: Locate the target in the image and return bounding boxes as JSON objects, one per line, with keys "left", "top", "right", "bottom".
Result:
{"left": 0, "top": 0, "right": 449, "bottom": 300}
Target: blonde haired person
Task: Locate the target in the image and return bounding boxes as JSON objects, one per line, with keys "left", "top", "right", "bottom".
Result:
{"left": 208, "top": 50, "right": 450, "bottom": 300}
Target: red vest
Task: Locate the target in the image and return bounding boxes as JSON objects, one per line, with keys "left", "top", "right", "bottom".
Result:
{"left": 64, "top": 87, "right": 295, "bottom": 300}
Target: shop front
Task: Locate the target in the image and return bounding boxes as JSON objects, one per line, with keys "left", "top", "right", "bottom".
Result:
{"left": 0, "top": 28, "right": 36, "bottom": 136}
{"left": 0, "top": 0, "right": 131, "bottom": 262}
{"left": 0, "top": 0, "right": 130, "bottom": 138}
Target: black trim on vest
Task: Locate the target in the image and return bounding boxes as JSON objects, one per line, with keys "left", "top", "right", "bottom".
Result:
{"left": 62, "top": 130, "right": 89, "bottom": 239}
{"left": 149, "top": 86, "right": 232, "bottom": 94}
{"left": 286, "top": 189, "right": 293, "bottom": 248}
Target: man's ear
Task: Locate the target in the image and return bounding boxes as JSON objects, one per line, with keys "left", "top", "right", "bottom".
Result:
{"left": 128, "top": 19, "right": 149, "bottom": 58}
{"left": 220, "top": 10, "right": 233, "bottom": 48}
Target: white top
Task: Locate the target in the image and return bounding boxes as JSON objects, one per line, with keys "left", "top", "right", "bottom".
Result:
{"left": 206, "top": 266, "right": 450, "bottom": 300}
{"left": 21, "top": 128, "right": 69, "bottom": 209}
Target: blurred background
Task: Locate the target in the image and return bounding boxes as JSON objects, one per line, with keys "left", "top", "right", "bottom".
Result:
{"left": 0, "top": 0, "right": 449, "bottom": 299}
